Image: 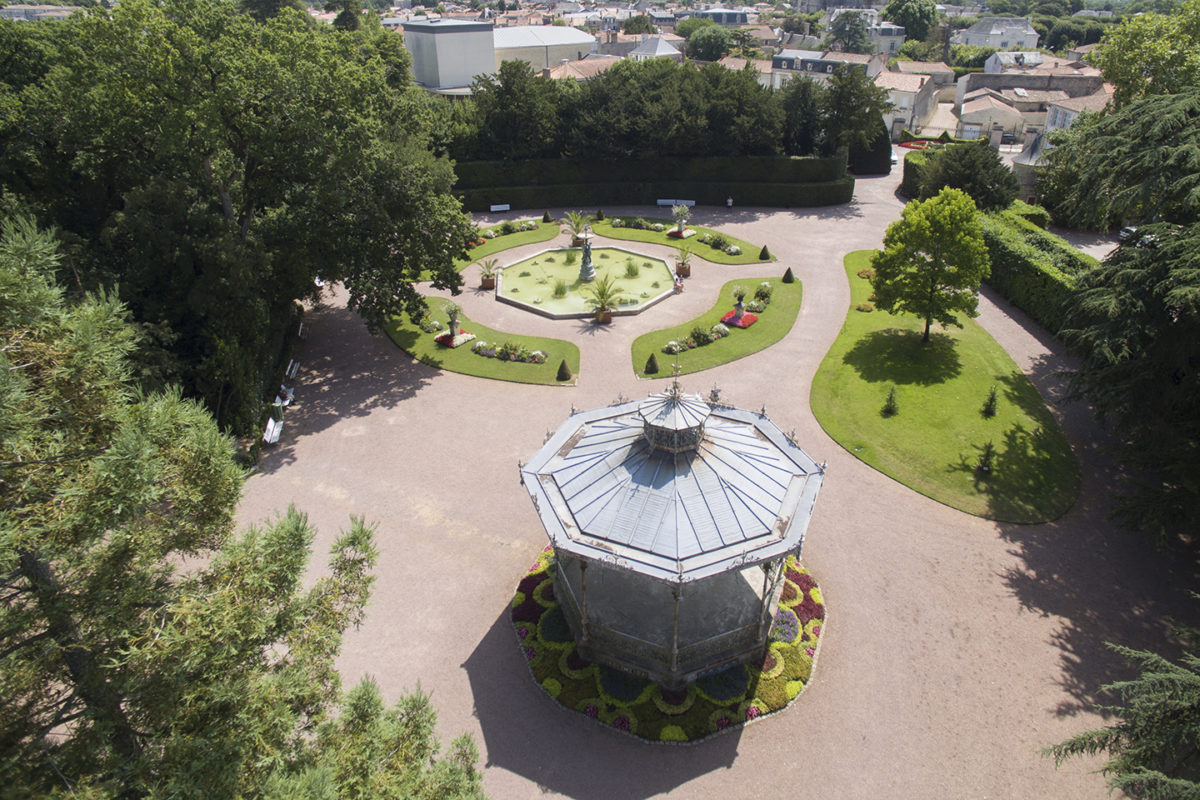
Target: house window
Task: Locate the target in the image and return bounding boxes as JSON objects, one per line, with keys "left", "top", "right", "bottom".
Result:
{"left": 1000, "top": 40, "right": 1008, "bottom": 47}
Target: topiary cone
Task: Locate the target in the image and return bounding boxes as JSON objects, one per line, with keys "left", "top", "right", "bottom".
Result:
{"left": 782, "top": 266, "right": 795, "bottom": 283}
{"left": 759, "top": 245, "right": 770, "bottom": 260}
{"left": 645, "top": 353, "right": 659, "bottom": 375}
{"left": 542, "top": 210, "right": 552, "bottom": 223}
{"left": 556, "top": 359, "right": 572, "bottom": 382}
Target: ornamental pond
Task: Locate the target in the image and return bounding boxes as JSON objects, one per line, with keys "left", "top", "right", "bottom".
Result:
{"left": 497, "top": 247, "right": 675, "bottom": 319}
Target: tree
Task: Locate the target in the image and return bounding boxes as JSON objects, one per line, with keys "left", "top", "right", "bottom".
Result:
{"left": 728, "top": 27, "right": 760, "bottom": 58}
{"left": 0, "top": 1, "right": 473, "bottom": 433}
{"left": 1061, "top": 221, "right": 1200, "bottom": 540}
{"left": 470, "top": 60, "right": 567, "bottom": 160}
{"left": 240, "top": 0, "right": 305, "bottom": 21}
{"left": 622, "top": 13, "right": 654, "bottom": 34}
{"left": 822, "top": 64, "right": 894, "bottom": 154}
{"left": 1038, "top": 89, "right": 1200, "bottom": 228}
{"left": 919, "top": 140, "right": 1020, "bottom": 210}
{"left": 824, "top": 11, "right": 874, "bottom": 54}
{"left": 675, "top": 15, "right": 715, "bottom": 41}
{"left": 1045, "top": 637, "right": 1200, "bottom": 799}
{"left": 882, "top": 0, "right": 939, "bottom": 42}
{"left": 687, "top": 23, "right": 731, "bottom": 60}
{"left": 1090, "top": 0, "right": 1200, "bottom": 106}
{"left": 325, "top": 0, "right": 363, "bottom": 30}
{"left": 870, "top": 188, "right": 991, "bottom": 342}
{"left": 0, "top": 217, "right": 483, "bottom": 799}
{"left": 779, "top": 75, "right": 828, "bottom": 156}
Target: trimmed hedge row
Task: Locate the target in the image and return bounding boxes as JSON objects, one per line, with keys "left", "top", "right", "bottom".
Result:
{"left": 454, "top": 155, "right": 846, "bottom": 189}
{"left": 980, "top": 212, "right": 1090, "bottom": 334}
{"left": 1007, "top": 200, "right": 1051, "bottom": 229}
{"left": 456, "top": 176, "right": 855, "bottom": 212}
{"left": 901, "top": 150, "right": 929, "bottom": 198}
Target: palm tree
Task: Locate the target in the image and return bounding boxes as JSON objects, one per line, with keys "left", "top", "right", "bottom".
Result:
{"left": 675, "top": 245, "right": 693, "bottom": 277}
{"left": 560, "top": 210, "right": 588, "bottom": 244}
{"left": 585, "top": 274, "right": 624, "bottom": 322}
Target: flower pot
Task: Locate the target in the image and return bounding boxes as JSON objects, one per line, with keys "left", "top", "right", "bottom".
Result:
{"left": 596, "top": 310, "right": 613, "bottom": 324}
{"left": 675, "top": 263, "right": 691, "bottom": 278}
{"left": 571, "top": 236, "right": 585, "bottom": 247}
{"left": 480, "top": 276, "right": 496, "bottom": 290}
{"left": 733, "top": 299, "right": 745, "bottom": 321}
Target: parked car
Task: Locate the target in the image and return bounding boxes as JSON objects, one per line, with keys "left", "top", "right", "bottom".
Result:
{"left": 1119, "top": 225, "right": 1138, "bottom": 241}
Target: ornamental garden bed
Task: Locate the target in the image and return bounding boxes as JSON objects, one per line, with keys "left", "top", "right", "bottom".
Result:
{"left": 809, "top": 251, "right": 1080, "bottom": 523}
{"left": 384, "top": 304, "right": 579, "bottom": 385}
{"left": 591, "top": 218, "right": 769, "bottom": 266}
{"left": 419, "top": 220, "right": 558, "bottom": 281}
{"left": 512, "top": 548, "right": 826, "bottom": 743}
{"left": 631, "top": 276, "right": 802, "bottom": 378}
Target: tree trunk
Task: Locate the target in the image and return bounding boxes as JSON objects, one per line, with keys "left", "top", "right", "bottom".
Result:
{"left": 923, "top": 316, "right": 932, "bottom": 343}
{"left": 18, "top": 551, "right": 145, "bottom": 787}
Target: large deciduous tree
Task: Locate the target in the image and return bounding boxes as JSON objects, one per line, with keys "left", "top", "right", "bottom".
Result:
{"left": 919, "top": 140, "right": 1020, "bottom": 210}
{"left": 870, "top": 188, "right": 991, "bottom": 342}
{"left": 1090, "top": 0, "right": 1200, "bottom": 106}
{"left": 0, "top": 217, "right": 483, "bottom": 799}
{"left": 882, "top": 0, "right": 939, "bottom": 42}
{"left": 779, "top": 75, "right": 829, "bottom": 156}
{"left": 0, "top": 2, "right": 473, "bottom": 433}
{"left": 823, "top": 64, "right": 894, "bottom": 154}
{"left": 1061, "top": 221, "right": 1200, "bottom": 540}
{"left": 687, "top": 23, "right": 732, "bottom": 60}
{"left": 1039, "top": 89, "right": 1200, "bottom": 229}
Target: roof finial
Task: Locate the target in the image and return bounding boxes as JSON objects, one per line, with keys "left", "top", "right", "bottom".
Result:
{"left": 668, "top": 356, "right": 683, "bottom": 402}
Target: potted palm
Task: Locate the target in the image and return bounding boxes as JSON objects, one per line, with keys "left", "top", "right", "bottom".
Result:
{"left": 585, "top": 274, "right": 623, "bottom": 324}
{"left": 672, "top": 203, "right": 690, "bottom": 234}
{"left": 560, "top": 210, "right": 588, "bottom": 247}
{"left": 675, "top": 245, "right": 693, "bottom": 278}
{"left": 478, "top": 258, "right": 498, "bottom": 290}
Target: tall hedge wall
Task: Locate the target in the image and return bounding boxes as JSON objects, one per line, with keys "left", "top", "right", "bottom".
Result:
{"left": 453, "top": 155, "right": 852, "bottom": 211}
{"left": 980, "top": 211, "right": 1095, "bottom": 334}
{"left": 901, "top": 150, "right": 928, "bottom": 198}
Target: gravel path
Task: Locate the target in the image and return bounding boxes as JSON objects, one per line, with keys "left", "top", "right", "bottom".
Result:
{"left": 237, "top": 174, "right": 1195, "bottom": 799}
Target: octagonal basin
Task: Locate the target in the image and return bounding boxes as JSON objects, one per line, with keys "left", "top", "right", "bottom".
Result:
{"left": 497, "top": 247, "right": 675, "bottom": 319}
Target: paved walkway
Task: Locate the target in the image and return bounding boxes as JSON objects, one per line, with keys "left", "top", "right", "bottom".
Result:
{"left": 237, "top": 173, "right": 1194, "bottom": 799}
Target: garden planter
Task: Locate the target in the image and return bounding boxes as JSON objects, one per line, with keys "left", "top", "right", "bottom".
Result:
{"left": 596, "top": 310, "right": 613, "bottom": 324}
{"left": 571, "top": 236, "right": 586, "bottom": 247}
{"left": 675, "top": 263, "right": 691, "bottom": 278}
{"left": 480, "top": 276, "right": 496, "bottom": 290}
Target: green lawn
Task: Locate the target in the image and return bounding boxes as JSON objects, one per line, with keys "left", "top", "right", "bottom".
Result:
{"left": 383, "top": 305, "right": 579, "bottom": 386}
{"left": 590, "top": 218, "right": 770, "bottom": 265}
{"left": 810, "top": 251, "right": 1080, "bottom": 523}
{"left": 630, "top": 276, "right": 802, "bottom": 378}
{"left": 419, "top": 220, "right": 559, "bottom": 281}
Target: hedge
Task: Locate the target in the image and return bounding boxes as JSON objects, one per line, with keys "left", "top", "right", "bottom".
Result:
{"left": 454, "top": 155, "right": 846, "bottom": 189}
{"left": 980, "top": 213, "right": 1088, "bottom": 334}
{"left": 901, "top": 150, "right": 929, "bottom": 198}
{"left": 456, "top": 176, "right": 855, "bottom": 212}
{"left": 848, "top": 116, "right": 892, "bottom": 176}
{"left": 1007, "top": 199, "right": 1051, "bottom": 229}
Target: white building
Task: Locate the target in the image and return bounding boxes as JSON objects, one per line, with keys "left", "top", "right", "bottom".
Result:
{"left": 952, "top": 17, "right": 1039, "bottom": 50}
{"left": 627, "top": 35, "right": 683, "bottom": 63}
{"left": 493, "top": 25, "right": 596, "bottom": 71}
{"left": 1044, "top": 87, "right": 1112, "bottom": 132}
{"left": 402, "top": 19, "right": 496, "bottom": 95}
{"left": 875, "top": 70, "right": 937, "bottom": 140}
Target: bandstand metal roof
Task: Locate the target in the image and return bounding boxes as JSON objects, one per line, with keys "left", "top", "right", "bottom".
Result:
{"left": 521, "top": 390, "right": 824, "bottom": 583}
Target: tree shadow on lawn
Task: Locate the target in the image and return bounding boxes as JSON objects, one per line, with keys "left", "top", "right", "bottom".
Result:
{"left": 462, "top": 608, "right": 740, "bottom": 800}
{"left": 842, "top": 329, "right": 962, "bottom": 385}
{"left": 948, "top": 420, "right": 1076, "bottom": 523}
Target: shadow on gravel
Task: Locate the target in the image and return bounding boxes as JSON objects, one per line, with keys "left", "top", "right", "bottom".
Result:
{"left": 255, "top": 299, "right": 434, "bottom": 475}
{"left": 464, "top": 609, "right": 741, "bottom": 799}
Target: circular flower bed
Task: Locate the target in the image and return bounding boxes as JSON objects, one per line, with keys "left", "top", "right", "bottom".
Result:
{"left": 510, "top": 547, "right": 826, "bottom": 743}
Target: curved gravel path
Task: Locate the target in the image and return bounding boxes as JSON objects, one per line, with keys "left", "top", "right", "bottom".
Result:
{"left": 237, "top": 174, "right": 1196, "bottom": 799}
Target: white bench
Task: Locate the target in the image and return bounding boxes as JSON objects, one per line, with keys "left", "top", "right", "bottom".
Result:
{"left": 297, "top": 322, "right": 307, "bottom": 340}
{"left": 656, "top": 199, "right": 696, "bottom": 207}
{"left": 279, "top": 385, "right": 294, "bottom": 406}
{"left": 489, "top": 203, "right": 511, "bottom": 212}
{"left": 262, "top": 418, "right": 283, "bottom": 445}
{"left": 285, "top": 360, "right": 300, "bottom": 379}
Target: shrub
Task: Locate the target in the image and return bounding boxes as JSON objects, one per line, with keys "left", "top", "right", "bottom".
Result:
{"left": 746, "top": 299, "right": 765, "bottom": 313}
{"left": 553, "top": 280, "right": 568, "bottom": 298}
{"left": 542, "top": 210, "right": 552, "bottom": 223}
{"left": 596, "top": 209, "right": 605, "bottom": 220}
{"left": 690, "top": 325, "right": 714, "bottom": 346}
{"left": 759, "top": 245, "right": 770, "bottom": 260}
{"left": 755, "top": 282, "right": 772, "bottom": 301}
{"left": 611, "top": 218, "right": 624, "bottom": 228}
{"left": 977, "top": 441, "right": 995, "bottom": 475}
{"left": 625, "top": 260, "right": 640, "bottom": 278}
{"left": 564, "top": 250, "right": 578, "bottom": 265}
{"left": 644, "top": 353, "right": 660, "bottom": 374}
{"left": 711, "top": 323, "right": 730, "bottom": 338}
{"left": 856, "top": 267, "right": 875, "bottom": 280}
{"left": 782, "top": 267, "right": 795, "bottom": 283}
{"left": 501, "top": 220, "right": 517, "bottom": 235}
{"left": 709, "top": 233, "right": 730, "bottom": 250}
{"left": 556, "top": 359, "right": 572, "bottom": 381}
{"left": 1008, "top": 200, "right": 1050, "bottom": 229}
{"left": 856, "top": 302, "right": 874, "bottom": 312}
{"left": 725, "top": 245, "right": 741, "bottom": 255}
{"left": 979, "top": 213, "right": 1081, "bottom": 334}
{"left": 881, "top": 386, "right": 898, "bottom": 416}
{"left": 981, "top": 385, "right": 998, "bottom": 418}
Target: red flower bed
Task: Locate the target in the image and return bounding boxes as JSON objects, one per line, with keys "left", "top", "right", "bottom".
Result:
{"left": 720, "top": 310, "right": 758, "bottom": 328}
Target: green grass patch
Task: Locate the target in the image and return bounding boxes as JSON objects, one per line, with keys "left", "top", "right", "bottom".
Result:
{"left": 383, "top": 305, "right": 579, "bottom": 386}
{"left": 591, "top": 218, "right": 769, "bottom": 265}
{"left": 419, "top": 221, "right": 559, "bottom": 281}
{"left": 810, "top": 251, "right": 1080, "bottom": 523}
{"left": 631, "top": 277, "right": 802, "bottom": 377}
